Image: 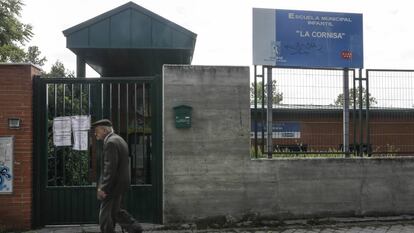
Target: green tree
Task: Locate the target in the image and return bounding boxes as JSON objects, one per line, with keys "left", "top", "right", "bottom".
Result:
{"left": 43, "top": 60, "right": 74, "bottom": 78}
{"left": 0, "top": 0, "right": 33, "bottom": 62}
{"left": 250, "top": 80, "right": 283, "bottom": 105}
{"left": 334, "top": 87, "right": 377, "bottom": 107}
{"left": 24, "top": 45, "right": 47, "bottom": 66}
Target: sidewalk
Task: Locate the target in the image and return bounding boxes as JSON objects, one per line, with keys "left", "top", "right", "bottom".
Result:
{"left": 21, "top": 217, "right": 414, "bottom": 233}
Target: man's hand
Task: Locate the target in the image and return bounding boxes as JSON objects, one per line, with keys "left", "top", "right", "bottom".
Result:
{"left": 97, "top": 189, "right": 107, "bottom": 200}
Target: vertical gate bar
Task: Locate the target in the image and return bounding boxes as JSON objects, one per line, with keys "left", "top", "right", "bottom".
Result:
{"left": 134, "top": 83, "right": 139, "bottom": 182}
{"left": 98, "top": 83, "right": 105, "bottom": 186}
{"left": 71, "top": 84, "right": 74, "bottom": 186}
{"left": 130, "top": 83, "right": 137, "bottom": 184}
{"left": 47, "top": 83, "right": 50, "bottom": 190}
{"left": 126, "top": 83, "right": 129, "bottom": 144}
{"left": 366, "top": 70, "right": 371, "bottom": 156}
{"left": 79, "top": 84, "right": 83, "bottom": 184}
{"left": 101, "top": 83, "right": 104, "bottom": 119}
{"left": 47, "top": 80, "right": 52, "bottom": 219}
{"left": 107, "top": 82, "right": 113, "bottom": 186}
{"left": 254, "top": 65, "right": 258, "bottom": 158}
{"left": 118, "top": 83, "right": 121, "bottom": 134}
{"left": 125, "top": 83, "right": 131, "bottom": 185}
{"left": 63, "top": 84, "right": 66, "bottom": 116}
{"left": 46, "top": 83, "right": 50, "bottom": 187}
{"left": 101, "top": 82, "right": 107, "bottom": 119}
{"left": 71, "top": 84, "right": 74, "bottom": 114}
{"left": 352, "top": 71, "right": 356, "bottom": 157}
{"left": 358, "top": 69, "right": 363, "bottom": 157}
{"left": 46, "top": 83, "right": 49, "bottom": 123}
{"left": 131, "top": 83, "right": 137, "bottom": 184}
{"left": 143, "top": 83, "right": 146, "bottom": 183}
{"left": 110, "top": 83, "right": 113, "bottom": 120}
{"left": 88, "top": 84, "right": 91, "bottom": 115}
{"left": 147, "top": 81, "right": 152, "bottom": 185}
{"left": 80, "top": 84, "right": 83, "bottom": 114}
{"left": 261, "top": 66, "right": 265, "bottom": 154}
{"left": 133, "top": 83, "right": 137, "bottom": 184}
{"left": 88, "top": 84, "right": 91, "bottom": 184}
{"left": 63, "top": 84, "right": 66, "bottom": 186}
{"left": 54, "top": 84, "right": 58, "bottom": 186}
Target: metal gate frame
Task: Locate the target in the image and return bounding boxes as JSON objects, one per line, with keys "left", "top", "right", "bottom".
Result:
{"left": 32, "top": 76, "right": 163, "bottom": 227}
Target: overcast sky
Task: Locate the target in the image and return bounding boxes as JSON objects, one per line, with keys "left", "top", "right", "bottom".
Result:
{"left": 21, "top": 0, "right": 414, "bottom": 76}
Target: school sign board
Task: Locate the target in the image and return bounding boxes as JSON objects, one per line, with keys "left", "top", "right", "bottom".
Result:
{"left": 253, "top": 8, "right": 363, "bottom": 68}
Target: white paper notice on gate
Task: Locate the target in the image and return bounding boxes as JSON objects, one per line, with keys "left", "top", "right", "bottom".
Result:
{"left": 73, "top": 130, "right": 88, "bottom": 151}
{"left": 53, "top": 116, "right": 72, "bottom": 133}
{"left": 71, "top": 115, "right": 91, "bottom": 131}
{"left": 53, "top": 116, "right": 72, "bottom": 146}
{"left": 53, "top": 134, "right": 72, "bottom": 147}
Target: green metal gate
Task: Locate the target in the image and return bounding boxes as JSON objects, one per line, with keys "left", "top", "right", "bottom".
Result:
{"left": 33, "top": 76, "right": 162, "bottom": 226}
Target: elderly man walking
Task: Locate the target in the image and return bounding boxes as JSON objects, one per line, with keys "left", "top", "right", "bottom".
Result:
{"left": 92, "top": 119, "right": 143, "bottom": 233}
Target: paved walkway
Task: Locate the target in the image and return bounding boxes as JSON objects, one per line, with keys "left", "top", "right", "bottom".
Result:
{"left": 20, "top": 220, "right": 414, "bottom": 233}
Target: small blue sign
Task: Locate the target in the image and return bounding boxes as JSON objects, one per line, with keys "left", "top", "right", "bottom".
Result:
{"left": 276, "top": 9, "right": 363, "bottom": 68}
{"left": 251, "top": 122, "right": 301, "bottom": 138}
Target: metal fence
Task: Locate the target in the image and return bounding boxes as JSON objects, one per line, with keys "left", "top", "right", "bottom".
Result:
{"left": 251, "top": 66, "right": 414, "bottom": 158}
{"left": 366, "top": 69, "right": 414, "bottom": 155}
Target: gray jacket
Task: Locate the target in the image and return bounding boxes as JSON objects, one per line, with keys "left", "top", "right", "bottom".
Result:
{"left": 99, "top": 133, "right": 131, "bottom": 197}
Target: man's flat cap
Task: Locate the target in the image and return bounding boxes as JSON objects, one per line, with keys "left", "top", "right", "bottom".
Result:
{"left": 92, "top": 119, "right": 112, "bottom": 127}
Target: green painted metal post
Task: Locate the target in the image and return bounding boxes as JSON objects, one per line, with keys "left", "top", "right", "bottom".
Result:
{"left": 76, "top": 56, "right": 86, "bottom": 78}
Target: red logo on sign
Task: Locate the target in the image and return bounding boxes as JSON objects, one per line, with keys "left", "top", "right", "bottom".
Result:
{"left": 341, "top": 51, "right": 352, "bottom": 60}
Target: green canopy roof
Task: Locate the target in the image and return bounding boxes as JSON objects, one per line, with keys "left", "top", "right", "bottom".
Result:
{"left": 63, "top": 2, "right": 197, "bottom": 77}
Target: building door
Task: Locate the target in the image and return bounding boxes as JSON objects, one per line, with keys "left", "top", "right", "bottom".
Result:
{"left": 33, "top": 77, "right": 162, "bottom": 226}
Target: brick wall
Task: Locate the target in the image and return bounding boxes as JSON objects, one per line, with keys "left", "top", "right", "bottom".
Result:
{"left": 0, "top": 64, "right": 41, "bottom": 230}
{"left": 252, "top": 110, "right": 414, "bottom": 153}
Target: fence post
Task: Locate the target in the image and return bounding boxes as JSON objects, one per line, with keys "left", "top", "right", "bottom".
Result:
{"left": 254, "top": 65, "right": 258, "bottom": 158}
{"left": 343, "top": 68, "right": 350, "bottom": 157}
{"left": 358, "top": 68, "right": 364, "bottom": 157}
{"left": 352, "top": 70, "right": 357, "bottom": 156}
{"left": 365, "top": 70, "right": 371, "bottom": 156}
{"left": 266, "top": 67, "right": 273, "bottom": 159}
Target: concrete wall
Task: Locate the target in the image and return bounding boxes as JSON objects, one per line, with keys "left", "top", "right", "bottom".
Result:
{"left": 162, "top": 65, "right": 414, "bottom": 224}
{"left": 0, "top": 64, "right": 41, "bottom": 230}
{"left": 245, "top": 158, "right": 414, "bottom": 218}
{"left": 163, "top": 65, "right": 250, "bottom": 223}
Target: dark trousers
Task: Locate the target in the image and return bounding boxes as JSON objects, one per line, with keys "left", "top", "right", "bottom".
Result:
{"left": 99, "top": 195, "right": 138, "bottom": 233}
{"left": 99, "top": 195, "right": 122, "bottom": 233}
